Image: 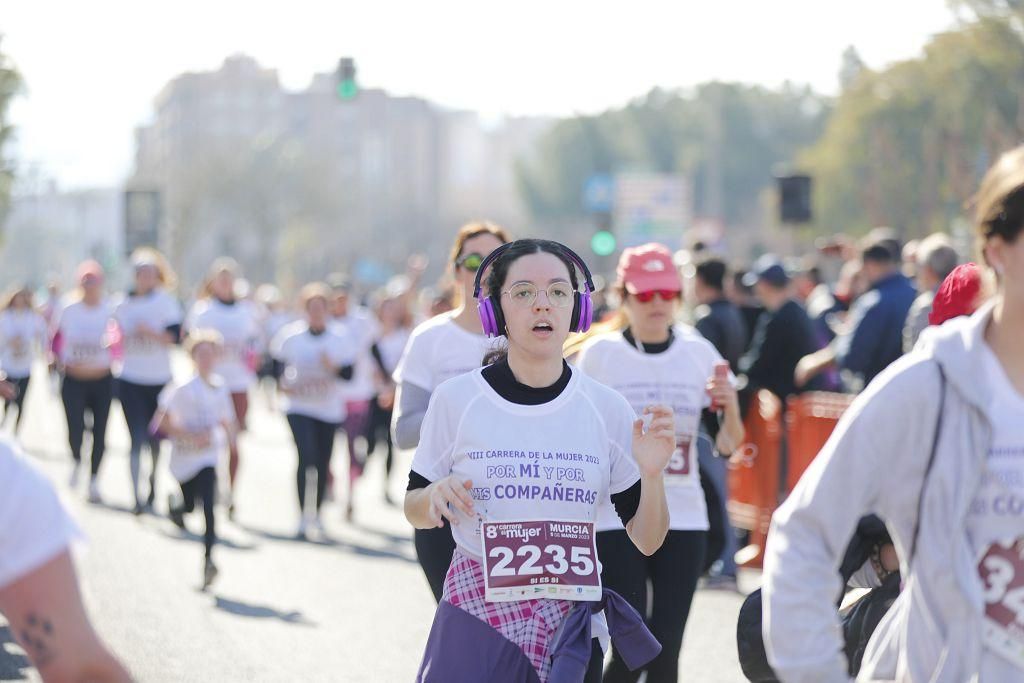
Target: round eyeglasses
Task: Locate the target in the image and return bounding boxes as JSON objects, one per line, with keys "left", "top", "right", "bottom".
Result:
{"left": 501, "top": 282, "right": 576, "bottom": 308}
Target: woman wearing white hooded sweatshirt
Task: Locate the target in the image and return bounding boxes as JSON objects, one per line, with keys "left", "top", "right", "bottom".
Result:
{"left": 762, "top": 144, "right": 1024, "bottom": 682}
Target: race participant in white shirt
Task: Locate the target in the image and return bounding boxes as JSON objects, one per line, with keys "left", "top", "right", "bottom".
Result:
{"left": 405, "top": 239, "right": 674, "bottom": 682}
{"left": 575, "top": 243, "right": 744, "bottom": 683}
{"left": 326, "top": 274, "right": 380, "bottom": 522}
{"left": 112, "top": 248, "right": 184, "bottom": 515}
{"left": 155, "top": 329, "right": 238, "bottom": 590}
{"left": 0, "top": 436, "right": 131, "bottom": 682}
{"left": 762, "top": 144, "right": 1024, "bottom": 682}
{"left": 368, "top": 293, "right": 413, "bottom": 505}
{"left": 185, "top": 258, "right": 261, "bottom": 518}
{"left": 271, "top": 283, "right": 356, "bottom": 540}
{"left": 0, "top": 286, "right": 48, "bottom": 433}
{"left": 392, "top": 221, "right": 510, "bottom": 602}
{"left": 53, "top": 261, "right": 115, "bottom": 503}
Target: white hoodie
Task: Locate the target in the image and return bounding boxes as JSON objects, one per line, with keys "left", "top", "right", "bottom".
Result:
{"left": 763, "top": 300, "right": 1003, "bottom": 682}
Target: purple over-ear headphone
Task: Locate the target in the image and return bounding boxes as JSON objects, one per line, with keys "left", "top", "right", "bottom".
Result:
{"left": 472, "top": 239, "right": 595, "bottom": 338}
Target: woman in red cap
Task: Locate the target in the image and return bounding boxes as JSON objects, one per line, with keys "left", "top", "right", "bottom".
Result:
{"left": 52, "top": 260, "right": 115, "bottom": 503}
{"left": 575, "top": 243, "right": 744, "bottom": 683}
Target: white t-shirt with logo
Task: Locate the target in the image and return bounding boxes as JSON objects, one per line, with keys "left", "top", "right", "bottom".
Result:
{"left": 186, "top": 299, "right": 261, "bottom": 393}
{"left": 410, "top": 367, "right": 641, "bottom": 561}
{"left": 335, "top": 307, "right": 380, "bottom": 403}
{"left": 271, "top": 322, "right": 356, "bottom": 424}
{"left": 53, "top": 299, "right": 114, "bottom": 373}
{"left": 968, "top": 344, "right": 1024, "bottom": 678}
{"left": 159, "top": 375, "right": 235, "bottom": 483}
{"left": 113, "top": 289, "right": 184, "bottom": 385}
{"left": 393, "top": 313, "right": 496, "bottom": 391}
{"left": 0, "top": 438, "right": 80, "bottom": 589}
{"left": 577, "top": 326, "right": 725, "bottom": 532}
{"left": 376, "top": 328, "right": 412, "bottom": 379}
{"left": 0, "top": 309, "right": 48, "bottom": 378}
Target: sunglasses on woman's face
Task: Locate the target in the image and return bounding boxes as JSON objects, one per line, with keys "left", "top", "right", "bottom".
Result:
{"left": 633, "top": 290, "right": 680, "bottom": 303}
{"left": 455, "top": 252, "right": 485, "bottom": 272}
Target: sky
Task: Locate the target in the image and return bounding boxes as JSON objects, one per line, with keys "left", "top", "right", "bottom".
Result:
{"left": 4, "top": 0, "right": 958, "bottom": 190}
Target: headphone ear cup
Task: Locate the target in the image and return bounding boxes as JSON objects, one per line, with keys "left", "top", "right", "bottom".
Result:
{"left": 491, "top": 295, "right": 507, "bottom": 337}
{"left": 578, "top": 290, "right": 593, "bottom": 332}
{"left": 478, "top": 298, "right": 497, "bottom": 337}
{"left": 569, "top": 294, "right": 581, "bottom": 332}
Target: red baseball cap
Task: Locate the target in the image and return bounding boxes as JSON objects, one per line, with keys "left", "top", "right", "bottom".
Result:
{"left": 616, "top": 243, "right": 682, "bottom": 294}
{"left": 76, "top": 260, "right": 105, "bottom": 284}
{"left": 929, "top": 262, "right": 982, "bottom": 326}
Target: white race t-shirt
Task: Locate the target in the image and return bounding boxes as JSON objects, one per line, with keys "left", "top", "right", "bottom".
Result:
{"left": 576, "top": 326, "right": 726, "bottom": 532}
{"left": 968, "top": 344, "right": 1024, "bottom": 678}
{"left": 335, "top": 307, "right": 380, "bottom": 403}
{"left": 271, "top": 321, "right": 356, "bottom": 423}
{"left": 53, "top": 299, "right": 114, "bottom": 372}
{"left": 410, "top": 367, "right": 641, "bottom": 561}
{"left": 113, "top": 289, "right": 184, "bottom": 385}
{"left": 376, "top": 328, "right": 412, "bottom": 378}
{"left": 159, "top": 375, "right": 235, "bottom": 482}
{"left": 186, "top": 299, "right": 261, "bottom": 393}
{"left": 393, "top": 313, "right": 496, "bottom": 391}
{"left": 0, "top": 438, "right": 80, "bottom": 588}
{"left": 0, "top": 309, "right": 48, "bottom": 378}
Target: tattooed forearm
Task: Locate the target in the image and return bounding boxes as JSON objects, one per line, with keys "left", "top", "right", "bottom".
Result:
{"left": 17, "top": 612, "right": 56, "bottom": 668}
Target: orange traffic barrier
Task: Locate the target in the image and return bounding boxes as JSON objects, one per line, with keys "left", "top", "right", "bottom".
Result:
{"left": 727, "top": 390, "right": 782, "bottom": 568}
{"left": 784, "top": 392, "right": 856, "bottom": 492}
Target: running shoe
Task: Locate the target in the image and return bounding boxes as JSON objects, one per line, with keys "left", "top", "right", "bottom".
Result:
{"left": 167, "top": 495, "right": 186, "bottom": 530}
{"left": 87, "top": 479, "right": 102, "bottom": 504}
{"left": 703, "top": 574, "right": 739, "bottom": 592}
{"left": 296, "top": 516, "right": 309, "bottom": 541}
{"left": 202, "top": 558, "right": 219, "bottom": 590}
{"left": 132, "top": 501, "right": 145, "bottom": 516}
{"left": 311, "top": 515, "right": 325, "bottom": 537}
{"left": 69, "top": 463, "right": 81, "bottom": 488}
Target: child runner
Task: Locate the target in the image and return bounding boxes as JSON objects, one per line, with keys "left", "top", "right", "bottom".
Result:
{"left": 156, "top": 329, "right": 237, "bottom": 590}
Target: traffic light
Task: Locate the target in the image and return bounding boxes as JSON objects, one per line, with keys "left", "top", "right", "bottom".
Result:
{"left": 590, "top": 230, "right": 616, "bottom": 256}
{"left": 777, "top": 174, "right": 812, "bottom": 224}
{"left": 336, "top": 57, "right": 358, "bottom": 101}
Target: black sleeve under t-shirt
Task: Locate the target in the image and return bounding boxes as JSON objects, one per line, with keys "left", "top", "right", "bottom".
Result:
{"left": 405, "top": 359, "right": 643, "bottom": 525}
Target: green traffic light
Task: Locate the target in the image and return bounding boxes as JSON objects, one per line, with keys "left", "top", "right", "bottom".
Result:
{"left": 337, "top": 80, "right": 358, "bottom": 100}
{"left": 591, "top": 230, "right": 616, "bottom": 256}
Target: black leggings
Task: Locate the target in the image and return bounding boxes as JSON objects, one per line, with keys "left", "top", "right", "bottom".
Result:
{"left": 365, "top": 399, "right": 395, "bottom": 482}
{"left": 594, "top": 529, "right": 707, "bottom": 683}
{"left": 2, "top": 374, "right": 30, "bottom": 432}
{"left": 414, "top": 524, "right": 457, "bottom": 603}
{"left": 118, "top": 380, "right": 165, "bottom": 500}
{"left": 174, "top": 466, "right": 217, "bottom": 559}
{"left": 60, "top": 374, "right": 113, "bottom": 477}
{"left": 286, "top": 413, "right": 337, "bottom": 513}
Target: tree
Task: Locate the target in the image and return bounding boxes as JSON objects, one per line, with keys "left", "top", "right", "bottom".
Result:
{"left": 0, "top": 37, "right": 22, "bottom": 228}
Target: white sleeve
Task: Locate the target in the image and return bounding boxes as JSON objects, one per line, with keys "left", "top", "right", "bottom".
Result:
{"left": 393, "top": 328, "right": 433, "bottom": 390}
{"left": 762, "top": 359, "right": 942, "bottom": 683}
{"left": 606, "top": 392, "right": 641, "bottom": 494}
{"left": 330, "top": 332, "right": 357, "bottom": 367}
{"left": 409, "top": 388, "right": 457, "bottom": 483}
{"left": 270, "top": 328, "right": 290, "bottom": 362}
{"left": 0, "top": 448, "right": 80, "bottom": 588}
{"left": 164, "top": 295, "right": 185, "bottom": 327}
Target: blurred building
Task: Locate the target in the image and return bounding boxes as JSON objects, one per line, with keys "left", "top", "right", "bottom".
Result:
{"left": 131, "top": 55, "right": 551, "bottom": 291}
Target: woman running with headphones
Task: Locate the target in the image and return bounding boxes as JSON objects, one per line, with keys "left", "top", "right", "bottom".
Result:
{"left": 185, "top": 258, "right": 261, "bottom": 518}
{"left": 0, "top": 286, "right": 47, "bottom": 434}
{"left": 113, "top": 248, "right": 184, "bottom": 515}
{"left": 53, "top": 261, "right": 115, "bottom": 503}
{"left": 407, "top": 238, "right": 673, "bottom": 683}
{"left": 574, "top": 243, "right": 744, "bottom": 683}
{"left": 392, "top": 221, "right": 510, "bottom": 602}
